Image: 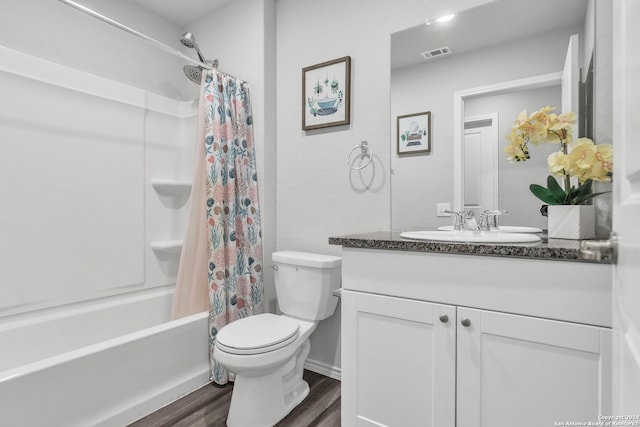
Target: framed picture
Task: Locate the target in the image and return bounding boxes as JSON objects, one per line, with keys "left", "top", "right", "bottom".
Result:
{"left": 302, "top": 56, "right": 351, "bottom": 130}
{"left": 397, "top": 111, "right": 431, "bottom": 155}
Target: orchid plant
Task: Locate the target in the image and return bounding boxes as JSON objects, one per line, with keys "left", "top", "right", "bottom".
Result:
{"left": 505, "top": 106, "right": 613, "bottom": 205}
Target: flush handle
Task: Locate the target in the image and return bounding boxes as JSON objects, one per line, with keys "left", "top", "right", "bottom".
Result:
{"left": 580, "top": 232, "right": 618, "bottom": 263}
{"left": 270, "top": 264, "right": 279, "bottom": 271}
{"left": 461, "top": 318, "right": 471, "bottom": 327}
{"left": 439, "top": 314, "right": 449, "bottom": 323}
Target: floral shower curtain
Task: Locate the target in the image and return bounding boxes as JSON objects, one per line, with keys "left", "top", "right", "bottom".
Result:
{"left": 172, "top": 68, "right": 264, "bottom": 385}
{"left": 204, "top": 69, "right": 264, "bottom": 385}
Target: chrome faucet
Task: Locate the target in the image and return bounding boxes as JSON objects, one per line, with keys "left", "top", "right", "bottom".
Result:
{"left": 479, "top": 210, "right": 509, "bottom": 231}
{"left": 445, "top": 209, "right": 477, "bottom": 230}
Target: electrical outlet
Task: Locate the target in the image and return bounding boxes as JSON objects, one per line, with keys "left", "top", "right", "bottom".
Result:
{"left": 437, "top": 202, "right": 451, "bottom": 217}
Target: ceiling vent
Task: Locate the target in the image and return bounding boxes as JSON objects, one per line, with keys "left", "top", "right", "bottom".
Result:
{"left": 421, "top": 46, "right": 452, "bottom": 60}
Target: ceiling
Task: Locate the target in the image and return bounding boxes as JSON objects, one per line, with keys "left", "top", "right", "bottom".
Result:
{"left": 391, "top": 0, "right": 588, "bottom": 70}
{"left": 131, "top": 0, "right": 235, "bottom": 26}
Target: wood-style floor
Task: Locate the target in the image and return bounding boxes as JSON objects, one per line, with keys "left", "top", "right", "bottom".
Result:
{"left": 129, "top": 370, "right": 341, "bottom": 427}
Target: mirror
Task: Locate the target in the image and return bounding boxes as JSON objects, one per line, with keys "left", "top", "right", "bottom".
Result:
{"left": 390, "top": 0, "right": 605, "bottom": 231}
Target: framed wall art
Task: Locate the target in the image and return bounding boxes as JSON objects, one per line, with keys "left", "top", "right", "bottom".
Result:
{"left": 302, "top": 56, "right": 351, "bottom": 130}
{"left": 397, "top": 111, "right": 431, "bottom": 155}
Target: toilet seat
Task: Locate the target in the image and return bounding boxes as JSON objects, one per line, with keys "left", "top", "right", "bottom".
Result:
{"left": 216, "top": 313, "right": 300, "bottom": 355}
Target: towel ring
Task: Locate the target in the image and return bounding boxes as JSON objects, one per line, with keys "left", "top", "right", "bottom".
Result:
{"left": 347, "top": 141, "right": 373, "bottom": 170}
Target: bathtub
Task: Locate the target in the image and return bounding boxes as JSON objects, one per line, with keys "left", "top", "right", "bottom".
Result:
{"left": 0, "top": 287, "right": 210, "bottom": 426}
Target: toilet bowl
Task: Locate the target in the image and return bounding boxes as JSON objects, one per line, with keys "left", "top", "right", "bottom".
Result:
{"left": 214, "top": 314, "right": 316, "bottom": 426}
{"left": 213, "top": 251, "right": 341, "bottom": 427}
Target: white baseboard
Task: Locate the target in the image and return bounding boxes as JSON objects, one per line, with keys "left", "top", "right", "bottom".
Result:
{"left": 304, "top": 358, "right": 341, "bottom": 381}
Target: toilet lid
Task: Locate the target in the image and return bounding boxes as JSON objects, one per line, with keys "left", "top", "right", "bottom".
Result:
{"left": 215, "top": 313, "right": 300, "bottom": 355}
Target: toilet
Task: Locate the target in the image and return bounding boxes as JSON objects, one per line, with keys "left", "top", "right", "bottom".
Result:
{"left": 214, "top": 250, "right": 342, "bottom": 427}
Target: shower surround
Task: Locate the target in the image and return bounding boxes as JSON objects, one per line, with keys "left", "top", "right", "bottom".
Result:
{"left": 0, "top": 46, "right": 205, "bottom": 424}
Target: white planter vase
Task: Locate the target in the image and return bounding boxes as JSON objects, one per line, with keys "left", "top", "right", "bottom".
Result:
{"left": 547, "top": 205, "right": 595, "bottom": 239}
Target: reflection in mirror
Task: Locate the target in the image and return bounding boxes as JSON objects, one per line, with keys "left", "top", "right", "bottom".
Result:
{"left": 460, "top": 77, "right": 563, "bottom": 229}
{"left": 390, "top": 0, "right": 600, "bottom": 232}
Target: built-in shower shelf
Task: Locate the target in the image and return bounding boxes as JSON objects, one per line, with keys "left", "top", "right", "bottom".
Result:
{"left": 150, "top": 240, "right": 183, "bottom": 254}
{"left": 150, "top": 179, "right": 192, "bottom": 195}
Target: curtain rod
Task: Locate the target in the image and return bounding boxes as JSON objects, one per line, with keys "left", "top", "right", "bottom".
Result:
{"left": 57, "top": 0, "right": 212, "bottom": 70}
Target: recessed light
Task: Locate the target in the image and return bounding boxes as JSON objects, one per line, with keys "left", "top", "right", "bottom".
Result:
{"left": 436, "top": 14, "right": 455, "bottom": 23}
{"left": 426, "top": 13, "right": 455, "bottom": 25}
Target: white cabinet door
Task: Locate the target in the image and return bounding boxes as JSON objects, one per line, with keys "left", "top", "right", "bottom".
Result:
{"left": 457, "top": 308, "right": 611, "bottom": 427}
{"left": 341, "top": 290, "right": 456, "bottom": 427}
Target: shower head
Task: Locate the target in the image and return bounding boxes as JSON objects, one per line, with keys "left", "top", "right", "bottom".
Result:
{"left": 179, "top": 32, "right": 206, "bottom": 63}
{"left": 183, "top": 65, "right": 204, "bottom": 84}
{"left": 179, "top": 32, "right": 218, "bottom": 85}
{"left": 183, "top": 59, "right": 219, "bottom": 85}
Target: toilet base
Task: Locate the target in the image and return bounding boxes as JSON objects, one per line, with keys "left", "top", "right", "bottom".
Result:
{"left": 226, "top": 339, "right": 311, "bottom": 427}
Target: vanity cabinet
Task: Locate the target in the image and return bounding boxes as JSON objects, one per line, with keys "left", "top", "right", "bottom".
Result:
{"left": 340, "top": 247, "right": 612, "bottom": 427}
{"left": 341, "top": 291, "right": 456, "bottom": 426}
{"left": 456, "top": 307, "right": 609, "bottom": 427}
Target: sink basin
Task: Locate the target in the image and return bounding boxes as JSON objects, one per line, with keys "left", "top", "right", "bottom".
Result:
{"left": 437, "top": 225, "right": 543, "bottom": 233}
{"left": 401, "top": 230, "right": 541, "bottom": 243}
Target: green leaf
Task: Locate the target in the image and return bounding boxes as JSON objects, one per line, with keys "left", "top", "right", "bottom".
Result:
{"left": 572, "top": 179, "right": 593, "bottom": 202}
{"left": 564, "top": 185, "right": 577, "bottom": 204}
{"left": 530, "top": 175, "right": 611, "bottom": 205}
{"left": 546, "top": 175, "right": 567, "bottom": 200}
{"left": 529, "top": 184, "right": 563, "bottom": 205}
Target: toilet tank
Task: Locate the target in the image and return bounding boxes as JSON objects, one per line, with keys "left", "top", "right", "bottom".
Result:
{"left": 272, "top": 251, "right": 342, "bottom": 321}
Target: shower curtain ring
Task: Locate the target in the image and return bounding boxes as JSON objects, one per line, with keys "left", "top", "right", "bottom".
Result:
{"left": 347, "top": 141, "right": 373, "bottom": 170}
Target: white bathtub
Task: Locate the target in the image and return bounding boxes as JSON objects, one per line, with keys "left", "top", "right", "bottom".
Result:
{"left": 0, "top": 287, "right": 210, "bottom": 426}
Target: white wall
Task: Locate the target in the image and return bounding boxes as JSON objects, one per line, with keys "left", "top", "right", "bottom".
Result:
{"left": 391, "top": 25, "right": 583, "bottom": 232}
{"left": 276, "top": 0, "right": 490, "bottom": 376}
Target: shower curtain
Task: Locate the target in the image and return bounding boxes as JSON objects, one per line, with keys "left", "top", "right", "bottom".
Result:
{"left": 172, "top": 69, "right": 264, "bottom": 385}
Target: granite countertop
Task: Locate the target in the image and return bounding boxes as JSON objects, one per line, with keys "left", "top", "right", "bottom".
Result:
{"left": 329, "top": 231, "right": 612, "bottom": 264}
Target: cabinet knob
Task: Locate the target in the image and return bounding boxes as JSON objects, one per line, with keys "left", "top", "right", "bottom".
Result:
{"left": 439, "top": 314, "right": 449, "bottom": 323}
{"left": 461, "top": 318, "right": 471, "bottom": 327}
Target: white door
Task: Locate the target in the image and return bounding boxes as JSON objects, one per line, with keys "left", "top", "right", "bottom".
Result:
{"left": 464, "top": 114, "right": 498, "bottom": 211}
{"left": 456, "top": 308, "right": 611, "bottom": 427}
{"left": 341, "top": 291, "right": 456, "bottom": 427}
{"left": 611, "top": 0, "right": 640, "bottom": 414}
